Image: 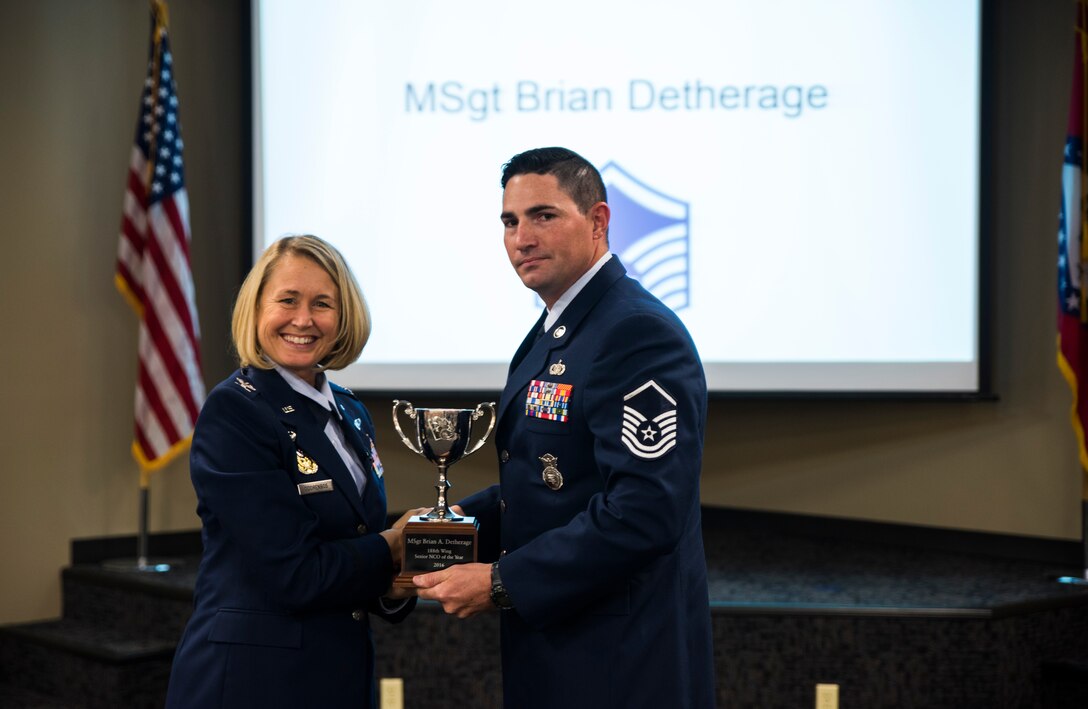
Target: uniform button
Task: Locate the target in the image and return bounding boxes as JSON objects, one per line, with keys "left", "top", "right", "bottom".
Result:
{"left": 351, "top": 609, "right": 364, "bottom": 621}
{"left": 501, "top": 549, "right": 507, "bottom": 557}
{"left": 500, "top": 499, "right": 507, "bottom": 513}
{"left": 500, "top": 450, "right": 510, "bottom": 463}
{"left": 357, "top": 524, "right": 368, "bottom": 534}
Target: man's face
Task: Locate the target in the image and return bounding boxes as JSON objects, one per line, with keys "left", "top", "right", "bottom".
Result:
{"left": 501, "top": 173, "right": 609, "bottom": 308}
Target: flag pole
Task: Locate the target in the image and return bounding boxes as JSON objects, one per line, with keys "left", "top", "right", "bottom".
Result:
{"left": 137, "top": 470, "right": 151, "bottom": 569}
{"left": 1065, "top": 496, "right": 1088, "bottom": 585}
{"left": 1082, "top": 490, "right": 1088, "bottom": 581}
{"left": 102, "top": 472, "right": 175, "bottom": 573}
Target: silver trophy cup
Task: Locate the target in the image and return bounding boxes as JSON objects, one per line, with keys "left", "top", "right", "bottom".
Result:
{"left": 392, "top": 401, "right": 496, "bottom": 521}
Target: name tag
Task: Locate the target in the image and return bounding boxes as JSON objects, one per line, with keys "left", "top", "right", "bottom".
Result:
{"left": 298, "top": 479, "right": 334, "bottom": 496}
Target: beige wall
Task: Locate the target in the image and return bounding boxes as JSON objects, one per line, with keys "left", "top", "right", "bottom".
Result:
{"left": 0, "top": 0, "right": 1079, "bottom": 625}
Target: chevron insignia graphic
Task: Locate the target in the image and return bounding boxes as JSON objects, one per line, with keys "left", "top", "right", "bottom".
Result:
{"left": 620, "top": 379, "right": 678, "bottom": 459}
{"left": 600, "top": 162, "right": 691, "bottom": 311}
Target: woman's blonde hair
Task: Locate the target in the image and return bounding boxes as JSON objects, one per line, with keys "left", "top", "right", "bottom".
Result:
{"left": 232, "top": 235, "right": 370, "bottom": 372}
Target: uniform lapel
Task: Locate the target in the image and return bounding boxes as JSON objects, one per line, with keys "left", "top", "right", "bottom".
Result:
{"left": 332, "top": 400, "right": 388, "bottom": 525}
{"left": 248, "top": 368, "right": 370, "bottom": 521}
{"left": 498, "top": 258, "right": 628, "bottom": 425}
{"left": 508, "top": 310, "right": 548, "bottom": 375}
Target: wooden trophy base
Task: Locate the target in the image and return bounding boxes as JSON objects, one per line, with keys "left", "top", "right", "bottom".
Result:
{"left": 393, "top": 514, "right": 479, "bottom": 588}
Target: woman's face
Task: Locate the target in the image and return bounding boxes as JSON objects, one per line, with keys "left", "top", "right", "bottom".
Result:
{"left": 256, "top": 253, "right": 340, "bottom": 386}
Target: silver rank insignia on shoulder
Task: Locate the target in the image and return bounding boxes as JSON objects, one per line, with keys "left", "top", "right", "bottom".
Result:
{"left": 548, "top": 359, "right": 566, "bottom": 376}
{"left": 354, "top": 418, "right": 362, "bottom": 430}
{"left": 296, "top": 449, "right": 318, "bottom": 474}
{"left": 234, "top": 377, "right": 256, "bottom": 393}
{"left": 539, "top": 453, "right": 563, "bottom": 490}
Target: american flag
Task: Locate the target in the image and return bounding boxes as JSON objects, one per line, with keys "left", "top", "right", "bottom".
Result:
{"left": 115, "top": 1, "right": 204, "bottom": 480}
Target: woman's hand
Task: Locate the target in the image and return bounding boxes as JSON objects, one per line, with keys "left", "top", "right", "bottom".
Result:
{"left": 394, "top": 507, "right": 432, "bottom": 529}
{"left": 379, "top": 506, "right": 431, "bottom": 600}
{"left": 379, "top": 507, "right": 432, "bottom": 562}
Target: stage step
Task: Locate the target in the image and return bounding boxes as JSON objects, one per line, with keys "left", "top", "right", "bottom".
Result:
{"left": 60, "top": 563, "right": 195, "bottom": 639}
{"left": 0, "top": 682, "right": 85, "bottom": 709}
{"left": 0, "top": 618, "right": 174, "bottom": 709}
{"left": 0, "top": 560, "right": 196, "bottom": 709}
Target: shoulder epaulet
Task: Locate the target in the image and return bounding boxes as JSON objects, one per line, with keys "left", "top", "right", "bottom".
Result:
{"left": 330, "top": 382, "right": 358, "bottom": 400}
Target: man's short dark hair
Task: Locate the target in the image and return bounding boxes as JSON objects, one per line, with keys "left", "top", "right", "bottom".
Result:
{"left": 501, "top": 147, "right": 607, "bottom": 215}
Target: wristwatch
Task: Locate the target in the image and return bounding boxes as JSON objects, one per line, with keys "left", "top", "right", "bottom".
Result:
{"left": 490, "top": 562, "right": 514, "bottom": 609}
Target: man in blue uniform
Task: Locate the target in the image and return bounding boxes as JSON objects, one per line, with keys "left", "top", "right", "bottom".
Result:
{"left": 414, "top": 147, "right": 715, "bottom": 708}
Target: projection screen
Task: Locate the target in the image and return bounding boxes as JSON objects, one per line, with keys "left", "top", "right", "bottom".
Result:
{"left": 252, "top": 0, "right": 986, "bottom": 395}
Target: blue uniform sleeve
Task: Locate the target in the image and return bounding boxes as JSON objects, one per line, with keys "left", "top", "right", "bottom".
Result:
{"left": 458, "top": 484, "right": 503, "bottom": 563}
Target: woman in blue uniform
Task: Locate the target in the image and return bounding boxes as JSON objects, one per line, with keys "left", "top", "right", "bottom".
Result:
{"left": 165, "top": 235, "right": 419, "bottom": 709}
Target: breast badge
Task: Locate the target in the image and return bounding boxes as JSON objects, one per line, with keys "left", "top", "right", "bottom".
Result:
{"left": 539, "top": 454, "right": 563, "bottom": 491}
{"left": 548, "top": 359, "right": 566, "bottom": 376}
{"left": 296, "top": 449, "right": 319, "bottom": 474}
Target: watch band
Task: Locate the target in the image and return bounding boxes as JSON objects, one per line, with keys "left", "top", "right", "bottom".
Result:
{"left": 490, "top": 561, "right": 514, "bottom": 609}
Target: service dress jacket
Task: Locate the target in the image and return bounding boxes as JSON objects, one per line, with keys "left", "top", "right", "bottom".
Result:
{"left": 460, "top": 257, "right": 716, "bottom": 708}
{"left": 165, "top": 366, "right": 412, "bottom": 709}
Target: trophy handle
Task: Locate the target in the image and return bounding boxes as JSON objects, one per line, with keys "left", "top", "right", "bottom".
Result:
{"left": 391, "top": 400, "right": 424, "bottom": 455}
{"left": 463, "top": 402, "right": 497, "bottom": 457}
